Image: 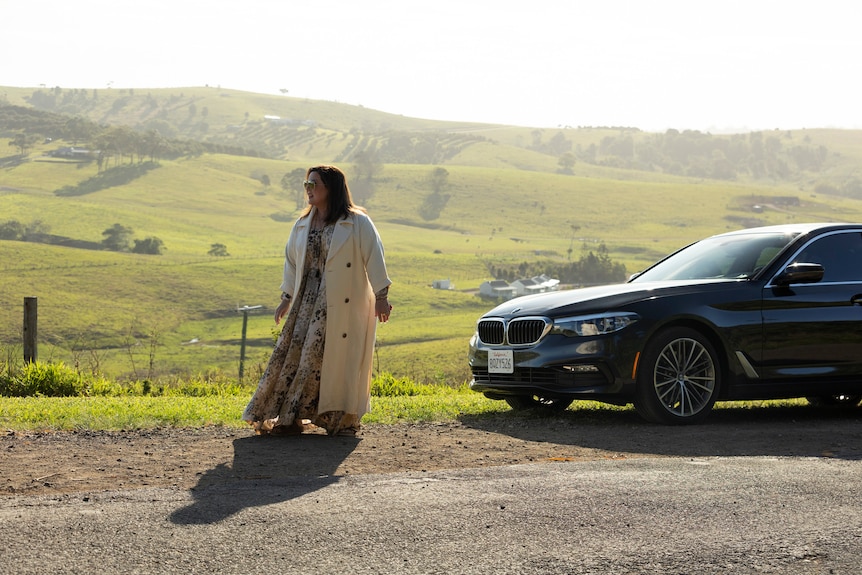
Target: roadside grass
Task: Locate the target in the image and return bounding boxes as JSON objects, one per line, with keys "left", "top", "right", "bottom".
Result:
{"left": 0, "top": 359, "right": 813, "bottom": 431}
{"left": 0, "top": 364, "right": 505, "bottom": 430}
{"left": 0, "top": 381, "right": 510, "bottom": 431}
{"left": 0, "top": 393, "right": 813, "bottom": 432}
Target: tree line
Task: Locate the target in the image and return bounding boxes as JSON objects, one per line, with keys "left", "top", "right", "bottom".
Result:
{"left": 0, "top": 219, "right": 165, "bottom": 255}
{"left": 0, "top": 104, "right": 266, "bottom": 168}
{"left": 560, "top": 128, "right": 831, "bottom": 183}
{"left": 486, "top": 243, "right": 627, "bottom": 286}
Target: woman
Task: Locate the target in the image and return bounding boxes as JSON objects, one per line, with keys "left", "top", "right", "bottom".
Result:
{"left": 242, "top": 165, "right": 391, "bottom": 437}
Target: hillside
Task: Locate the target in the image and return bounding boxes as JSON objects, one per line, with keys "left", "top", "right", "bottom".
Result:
{"left": 2, "top": 85, "right": 862, "bottom": 384}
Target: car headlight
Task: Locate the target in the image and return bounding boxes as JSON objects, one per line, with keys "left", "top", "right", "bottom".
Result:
{"left": 550, "top": 312, "right": 639, "bottom": 337}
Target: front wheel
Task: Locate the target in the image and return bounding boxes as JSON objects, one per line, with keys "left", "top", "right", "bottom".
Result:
{"left": 504, "top": 395, "right": 573, "bottom": 413}
{"left": 634, "top": 327, "right": 721, "bottom": 424}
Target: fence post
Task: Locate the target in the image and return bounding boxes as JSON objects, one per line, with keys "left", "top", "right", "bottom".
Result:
{"left": 239, "top": 310, "right": 249, "bottom": 384}
{"left": 23, "top": 296, "right": 37, "bottom": 364}
{"left": 236, "top": 305, "right": 262, "bottom": 384}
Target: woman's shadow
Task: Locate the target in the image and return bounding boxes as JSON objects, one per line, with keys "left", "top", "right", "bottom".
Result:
{"left": 170, "top": 433, "right": 359, "bottom": 525}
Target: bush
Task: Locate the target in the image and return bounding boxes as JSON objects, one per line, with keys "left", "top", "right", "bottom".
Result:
{"left": 0, "top": 361, "right": 88, "bottom": 397}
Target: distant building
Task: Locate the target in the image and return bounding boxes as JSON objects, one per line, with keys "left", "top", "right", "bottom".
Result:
{"left": 478, "top": 280, "right": 518, "bottom": 300}
{"left": 432, "top": 279, "right": 454, "bottom": 290}
{"left": 478, "top": 275, "right": 560, "bottom": 300}
{"left": 510, "top": 274, "right": 560, "bottom": 296}
{"left": 47, "top": 147, "right": 94, "bottom": 159}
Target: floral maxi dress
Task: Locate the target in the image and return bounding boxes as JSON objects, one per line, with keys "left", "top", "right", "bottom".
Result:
{"left": 242, "top": 224, "right": 360, "bottom": 435}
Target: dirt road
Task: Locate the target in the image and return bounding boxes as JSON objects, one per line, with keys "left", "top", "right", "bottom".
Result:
{"left": 4, "top": 405, "right": 861, "bottom": 496}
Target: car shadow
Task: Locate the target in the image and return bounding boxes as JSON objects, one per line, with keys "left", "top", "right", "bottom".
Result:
{"left": 169, "top": 434, "right": 358, "bottom": 525}
{"left": 458, "top": 404, "right": 862, "bottom": 461}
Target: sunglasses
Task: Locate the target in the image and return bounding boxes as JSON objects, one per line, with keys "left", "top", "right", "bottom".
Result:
{"left": 303, "top": 180, "right": 319, "bottom": 191}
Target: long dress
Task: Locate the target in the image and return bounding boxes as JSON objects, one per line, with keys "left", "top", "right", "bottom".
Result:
{"left": 242, "top": 223, "right": 360, "bottom": 435}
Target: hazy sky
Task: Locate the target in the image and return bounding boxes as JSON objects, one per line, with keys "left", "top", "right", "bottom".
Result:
{"left": 3, "top": 0, "right": 860, "bottom": 132}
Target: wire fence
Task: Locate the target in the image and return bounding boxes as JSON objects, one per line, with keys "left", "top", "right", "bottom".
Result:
{"left": 0, "top": 297, "right": 274, "bottom": 380}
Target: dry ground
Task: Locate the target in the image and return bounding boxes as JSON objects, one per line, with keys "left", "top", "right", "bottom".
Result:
{"left": 3, "top": 406, "right": 861, "bottom": 497}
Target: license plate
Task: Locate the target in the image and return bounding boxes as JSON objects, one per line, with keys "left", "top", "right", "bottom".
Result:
{"left": 488, "top": 349, "right": 514, "bottom": 374}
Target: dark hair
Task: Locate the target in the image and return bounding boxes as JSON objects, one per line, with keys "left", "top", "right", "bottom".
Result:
{"left": 302, "top": 165, "right": 364, "bottom": 224}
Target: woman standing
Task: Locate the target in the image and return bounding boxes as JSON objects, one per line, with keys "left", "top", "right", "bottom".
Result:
{"left": 242, "top": 165, "right": 391, "bottom": 437}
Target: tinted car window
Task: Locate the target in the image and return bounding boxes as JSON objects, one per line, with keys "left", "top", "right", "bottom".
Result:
{"left": 792, "top": 232, "right": 862, "bottom": 282}
{"left": 632, "top": 232, "right": 796, "bottom": 282}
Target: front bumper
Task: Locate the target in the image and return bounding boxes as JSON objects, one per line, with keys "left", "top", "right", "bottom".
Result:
{"left": 468, "top": 333, "right": 635, "bottom": 401}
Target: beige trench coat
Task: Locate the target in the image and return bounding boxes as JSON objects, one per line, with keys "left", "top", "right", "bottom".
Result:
{"left": 280, "top": 207, "right": 391, "bottom": 417}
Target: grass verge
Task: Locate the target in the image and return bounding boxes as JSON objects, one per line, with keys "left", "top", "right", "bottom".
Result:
{"left": 0, "top": 394, "right": 814, "bottom": 432}
{"left": 0, "top": 361, "right": 818, "bottom": 431}
{"left": 0, "top": 392, "right": 511, "bottom": 431}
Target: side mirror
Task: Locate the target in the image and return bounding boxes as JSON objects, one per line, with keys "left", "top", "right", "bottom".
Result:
{"left": 773, "top": 262, "right": 825, "bottom": 286}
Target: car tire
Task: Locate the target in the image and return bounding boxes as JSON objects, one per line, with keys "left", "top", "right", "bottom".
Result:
{"left": 504, "top": 395, "right": 573, "bottom": 413}
{"left": 805, "top": 395, "right": 862, "bottom": 408}
{"left": 634, "top": 327, "right": 721, "bottom": 425}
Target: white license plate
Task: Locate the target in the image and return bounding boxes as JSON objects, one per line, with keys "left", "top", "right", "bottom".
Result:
{"left": 488, "top": 349, "right": 514, "bottom": 374}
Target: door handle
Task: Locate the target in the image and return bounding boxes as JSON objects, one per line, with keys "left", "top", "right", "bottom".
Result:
{"left": 852, "top": 295, "right": 862, "bottom": 306}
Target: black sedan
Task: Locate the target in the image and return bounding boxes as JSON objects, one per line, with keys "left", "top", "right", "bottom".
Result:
{"left": 468, "top": 223, "right": 862, "bottom": 424}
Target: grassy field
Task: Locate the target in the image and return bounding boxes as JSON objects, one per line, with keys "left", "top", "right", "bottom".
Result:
{"left": 4, "top": 88, "right": 862, "bottom": 385}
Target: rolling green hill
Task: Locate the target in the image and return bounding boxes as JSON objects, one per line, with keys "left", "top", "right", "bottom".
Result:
{"left": 3, "top": 85, "right": 862, "bottom": 385}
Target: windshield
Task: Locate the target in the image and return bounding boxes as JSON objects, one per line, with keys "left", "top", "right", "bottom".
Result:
{"left": 631, "top": 232, "right": 798, "bottom": 282}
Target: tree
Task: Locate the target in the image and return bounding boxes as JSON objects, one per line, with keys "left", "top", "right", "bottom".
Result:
{"left": 530, "top": 129, "right": 544, "bottom": 150}
{"left": 208, "top": 243, "right": 230, "bottom": 257}
{"left": 101, "top": 223, "right": 134, "bottom": 252}
{"left": 353, "top": 149, "right": 383, "bottom": 182}
{"left": 281, "top": 167, "right": 308, "bottom": 210}
{"left": 132, "top": 237, "right": 165, "bottom": 255}
{"left": 547, "top": 131, "right": 571, "bottom": 155}
{"left": 558, "top": 153, "right": 576, "bottom": 174}
{"left": 64, "top": 116, "right": 96, "bottom": 145}
{"left": 428, "top": 167, "right": 449, "bottom": 194}
{"left": 22, "top": 219, "right": 50, "bottom": 241}
{"left": 419, "top": 167, "right": 451, "bottom": 221}
{"left": 9, "top": 132, "right": 40, "bottom": 157}
{"left": 141, "top": 130, "right": 164, "bottom": 162}
{"left": 0, "top": 220, "right": 25, "bottom": 240}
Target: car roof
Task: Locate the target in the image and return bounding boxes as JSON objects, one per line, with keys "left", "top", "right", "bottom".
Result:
{"left": 713, "top": 222, "right": 861, "bottom": 239}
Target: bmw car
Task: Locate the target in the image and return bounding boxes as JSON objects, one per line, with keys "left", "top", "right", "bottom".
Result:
{"left": 468, "top": 223, "right": 862, "bottom": 424}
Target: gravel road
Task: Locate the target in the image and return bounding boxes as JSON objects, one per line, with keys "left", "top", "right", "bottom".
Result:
{"left": 2, "top": 407, "right": 862, "bottom": 574}
{"left": 2, "top": 457, "right": 862, "bottom": 574}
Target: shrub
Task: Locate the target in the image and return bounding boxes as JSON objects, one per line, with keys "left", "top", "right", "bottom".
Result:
{"left": 0, "top": 361, "right": 88, "bottom": 397}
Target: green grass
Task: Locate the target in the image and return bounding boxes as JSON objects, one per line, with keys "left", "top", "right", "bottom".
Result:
{"left": 0, "top": 352, "right": 818, "bottom": 430}
{"left": 0, "top": 361, "right": 503, "bottom": 429}
{"left": 0, "top": 393, "right": 507, "bottom": 430}
{"left": 0, "top": 376, "right": 509, "bottom": 430}
{"left": 0, "top": 390, "right": 813, "bottom": 431}
{"left": 0, "top": 396, "right": 250, "bottom": 430}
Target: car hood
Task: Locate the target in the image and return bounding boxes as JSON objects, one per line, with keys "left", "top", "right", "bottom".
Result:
{"left": 482, "top": 279, "right": 736, "bottom": 318}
